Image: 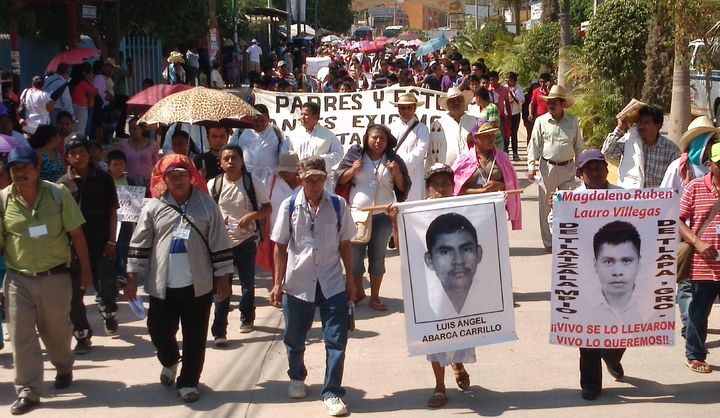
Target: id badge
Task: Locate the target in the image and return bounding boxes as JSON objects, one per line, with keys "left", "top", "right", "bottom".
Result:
{"left": 173, "top": 225, "right": 191, "bottom": 240}
{"left": 716, "top": 225, "right": 720, "bottom": 235}
{"left": 28, "top": 224, "right": 48, "bottom": 238}
{"left": 369, "top": 178, "right": 378, "bottom": 190}
{"left": 301, "top": 235, "right": 317, "bottom": 248}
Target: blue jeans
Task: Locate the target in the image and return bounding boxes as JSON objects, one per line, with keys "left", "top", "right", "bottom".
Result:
{"left": 351, "top": 213, "right": 394, "bottom": 277}
{"left": 685, "top": 281, "right": 720, "bottom": 360}
{"left": 115, "top": 221, "right": 135, "bottom": 278}
{"left": 211, "top": 239, "right": 257, "bottom": 338}
{"left": 282, "top": 285, "right": 348, "bottom": 399}
{"left": 677, "top": 279, "right": 692, "bottom": 338}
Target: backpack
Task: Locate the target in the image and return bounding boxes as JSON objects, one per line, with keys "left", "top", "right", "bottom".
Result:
{"left": 211, "top": 171, "right": 262, "bottom": 240}
{"left": 288, "top": 192, "right": 342, "bottom": 237}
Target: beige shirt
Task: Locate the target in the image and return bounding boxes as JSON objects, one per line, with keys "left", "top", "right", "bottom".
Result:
{"left": 527, "top": 112, "right": 584, "bottom": 172}
{"left": 207, "top": 173, "right": 270, "bottom": 246}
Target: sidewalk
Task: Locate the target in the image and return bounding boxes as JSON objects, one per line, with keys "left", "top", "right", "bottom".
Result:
{"left": 1, "top": 136, "right": 719, "bottom": 417}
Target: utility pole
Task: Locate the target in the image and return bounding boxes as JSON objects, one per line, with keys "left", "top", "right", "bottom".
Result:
{"left": 475, "top": 0, "right": 479, "bottom": 30}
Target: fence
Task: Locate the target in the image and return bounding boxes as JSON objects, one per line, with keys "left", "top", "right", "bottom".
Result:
{"left": 120, "top": 36, "right": 164, "bottom": 96}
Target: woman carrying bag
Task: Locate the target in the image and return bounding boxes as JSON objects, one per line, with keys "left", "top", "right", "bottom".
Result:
{"left": 335, "top": 124, "right": 411, "bottom": 311}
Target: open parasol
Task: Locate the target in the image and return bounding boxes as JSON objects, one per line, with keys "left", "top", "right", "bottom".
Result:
{"left": 126, "top": 84, "right": 193, "bottom": 114}
{"left": 415, "top": 37, "right": 451, "bottom": 57}
{"left": 138, "top": 87, "right": 259, "bottom": 128}
{"left": 46, "top": 48, "right": 101, "bottom": 74}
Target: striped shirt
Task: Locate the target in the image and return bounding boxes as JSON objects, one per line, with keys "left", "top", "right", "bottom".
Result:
{"left": 679, "top": 173, "right": 720, "bottom": 281}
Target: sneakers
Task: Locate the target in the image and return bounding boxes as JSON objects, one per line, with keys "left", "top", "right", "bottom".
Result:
{"left": 103, "top": 315, "right": 119, "bottom": 336}
{"left": 160, "top": 363, "right": 178, "bottom": 387}
{"left": 73, "top": 331, "right": 92, "bottom": 355}
{"left": 214, "top": 336, "right": 228, "bottom": 347}
{"left": 178, "top": 387, "right": 200, "bottom": 403}
{"left": 323, "top": 396, "right": 349, "bottom": 416}
{"left": 288, "top": 379, "right": 307, "bottom": 399}
{"left": 54, "top": 371, "right": 73, "bottom": 389}
{"left": 239, "top": 321, "right": 254, "bottom": 333}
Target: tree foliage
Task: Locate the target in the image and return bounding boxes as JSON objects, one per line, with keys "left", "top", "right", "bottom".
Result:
{"left": 584, "top": 0, "right": 651, "bottom": 101}
{"left": 524, "top": 23, "right": 561, "bottom": 74}
{"left": 457, "top": 19, "right": 512, "bottom": 55}
{"left": 641, "top": 0, "right": 675, "bottom": 112}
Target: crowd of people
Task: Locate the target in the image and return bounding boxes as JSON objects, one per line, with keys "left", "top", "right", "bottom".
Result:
{"left": 0, "top": 34, "right": 718, "bottom": 417}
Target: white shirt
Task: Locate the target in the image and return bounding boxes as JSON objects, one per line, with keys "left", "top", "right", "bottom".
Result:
{"left": 287, "top": 124, "right": 343, "bottom": 170}
{"left": 389, "top": 116, "right": 430, "bottom": 201}
{"left": 23, "top": 88, "right": 52, "bottom": 134}
{"left": 207, "top": 173, "right": 270, "bottom": 246}
{"left": 349, "top": 154, "right": 395, "bottom": 213}
{"left": 505, "top": 83, "right": 524, "bottom": 115}
{"left": 162, "top": 123, "right": 210, "bottom": 155}
{"left": 247, "top": 44, "right": 262, "bottom": 63}
{"left": 230, "top": 125, "right": 282, "bottom": 190}
{"left": 186, "top": 50, "right": 200, "bottom": 68}
{"left": 660, "top": 157, "right": 708, "bottom": 193}
{"left": 427, "top": 113, "right": 478, "bottom": 170}
{"left": 44, "top": 73, "right": 73, "bottom": 116}
{"left": 419, "top": 266, "right": 504, "bottom": 322}
{"left": 269, "top": 176, "right": 301, "bottom": 232}
{"left": 210, "top": 69, "right": 225, "bottom": 88}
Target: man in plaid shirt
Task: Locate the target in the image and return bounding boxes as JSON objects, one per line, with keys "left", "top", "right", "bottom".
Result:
{"left": 601, "top": 105, "right": 679, "bottom": 189}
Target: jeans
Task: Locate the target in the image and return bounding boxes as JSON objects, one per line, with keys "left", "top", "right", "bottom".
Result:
{"left": 685, "top": 281, "right": 720, "bottom": 361}
{"left": 211, "top": 239, "right": 257, "bottom": 337}
{"left": 70, "top": 256, "right": 118, "bottom": 338}
{"left": 283, "top": 285, "right": 349, "bottom": 399}
{"left": 508, "top": 113, "right": 521, "bottom": 157}
{"left": 579, "top": 348, "right": 625, "bottom": 392}
{"left": 148, "top": 286, "right": 212, "bottom": 389}
{"left": 351, "top": 213, "right": 394, "bottom": 277}
{"left": 677, "top": 279, "right": 692, "bottom": 338}
{"left": 115, "top": 221, "right": 135, "bottom": 278}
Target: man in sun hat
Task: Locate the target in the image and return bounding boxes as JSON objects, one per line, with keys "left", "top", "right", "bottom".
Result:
{"left": 661, "top": 115, "right": 720, "bottom": 340}
{"left": 426, "top": 87, "right": 478, "bottom": 171}
{"left": 165, "top": 51, "right": 186, "bottom": 85}
{"left": 527, "top": 84, "right": 584, "bottom": 252}
{"left": 389, "top": 92, "right": 430, "bottom": 201}
{"left": 247, "top": 39, "right": 263, "bottom": 75}
{"left": 602, "top": 103, "right": 679, "bottom": 189}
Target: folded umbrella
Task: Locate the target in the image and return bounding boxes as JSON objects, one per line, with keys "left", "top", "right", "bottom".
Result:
{"left": 46, "top": 48, "right": 101, "bottom": 74}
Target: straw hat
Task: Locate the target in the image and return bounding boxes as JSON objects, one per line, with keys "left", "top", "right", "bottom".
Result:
{"left": 471, "top": 120, "right": 500, "bottom": 137}
{"left": 391, "top": 92, "right": 425, "bottom": 107}
{"left": 680, "top": 116, "right": 720, "bottom": 152}
{"left": 167, "top": 51, "right": 185, "bottom": 64}
{"left": 539, "top": 85, "right": 574, "bottom": 108}
{"left": 438, "top": 87, "right": 473, "bottom": 111}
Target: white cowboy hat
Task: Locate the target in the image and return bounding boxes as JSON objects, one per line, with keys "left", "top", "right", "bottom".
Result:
{"left": 539, "top": 85, "right": 574, "bottom": 108}
{"left": 680, "top": 115, "right": 720, "bottom": 153}
{"left": 438, "top": 87, "right": 473, "bottom": 111}
{"left": 391, "top": 92, "right": 425, "bottom": 107}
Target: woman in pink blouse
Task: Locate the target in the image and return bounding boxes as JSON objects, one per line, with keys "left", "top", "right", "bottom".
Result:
{"left": 116, "top": 116, "right": 160, "bottom": 188}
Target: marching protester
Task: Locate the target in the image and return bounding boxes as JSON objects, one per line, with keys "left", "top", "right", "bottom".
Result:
{"left": 44, "top": 63, "right": 74, "bottom": 125}
{"left": 467, "top": 87, "right": 503, "bottom": 150}
{"left": 504, "top": 72, "right": 524, "bottom": 161}
{"left": 451, "top": 120, "right": 522, "bottom": 230}
{"left": 270, "top": 156, "right": 356, "bottom": 417}
{"left": 208, "top": 144, "right": 272, "bottom": 342}
{"left": 286, "top": 102, "right": 344, "bottom": 174}
{"left": 678, "top": 142, "right": 720, "bottom": 374}
{"left": 660, "top": 116, "right": 720, "bottom": 338}
{"left": 69, "top": 63, "right": 97, "bottom": 136}
{"left": 0, "top": 146, "right": 92, "bottom": 415}
{"left": 195, "top": 124, "right": 230, "bottom": 181}
{"left": 601, "top": 105, "right": 679, "bottom": 189}
{"left": 426, "top": 87, "right": 477, "bottom": 170}
{"left": 388, "top": 92, "right": 430, "bottom": 201}
{"left": 105, "top": 150, "right": 137, "bottom": 283}
{"left": 18, "top": 75, "right": 54, "bottom": 135}
{"left": 28, "top": 124, "right": 65, "bottom": 182}
{"left": 125, "top": 154, "right": 233, "bottom": 403}
{"left": 527, "top": 85, "right": 584, "bottom": 252}
{"left": 58, "top": 136, "right": 120, "bottom": 354}
{"left": 116, "top": 116, "right": 160, "bottom": 188}
{"left": 229, "top": 104, "right": 284, "bottom": 190}
{"left": 335, "top": 124, "right": 411, "bottom": 311}
{"left": 529, "top": 72, "right": 552, "bottom": 123}
{"left": 269, "top": 153, "right": 302, "bottom": 232}
{"left": 487, "top": 71, "right": 512, "bottom": 153}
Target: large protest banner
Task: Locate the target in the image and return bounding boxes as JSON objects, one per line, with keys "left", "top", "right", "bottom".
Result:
{"left": 254, "top": 86, "right": 447, "bottom": 151}
{"left": 396, "top": 193, "right": 517, "bottom": 356}
{"left": 550, "top": 188, "right": 679, "bottom": 349}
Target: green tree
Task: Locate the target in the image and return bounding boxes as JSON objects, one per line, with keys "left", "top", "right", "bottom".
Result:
{"left": 583, "top": 0, "right": 651, "bottom": 101}
{"left": 523, "top": 23, "right": 561, "bottom": 74}
{"left": 641, "top": 0, "right": 674, "bottom": 112}
{"left": 457, "top": 19, "right": 512, "bottom": 55}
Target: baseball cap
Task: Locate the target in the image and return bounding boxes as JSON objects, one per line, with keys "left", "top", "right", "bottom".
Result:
{"left": 710, "top": 143, "right": 720, "bottom": 163}
{"left": 298, "top": 156, "right": 327, "bottom": 179}
{"left": 576, "top": 149, "right": 606, "bottom": 169}
{"left": 65, "top": 135, "right": 89, "bottom": 155}
{"left": 7, "top": 146, "right": 39, "bottom": 167}
{"left": 425, "top": 163, "right": 453, "bottom": 181}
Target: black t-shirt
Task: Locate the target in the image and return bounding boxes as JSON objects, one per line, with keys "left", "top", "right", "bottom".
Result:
{"left": 194, "top": 152, "right": 223, "bottom": 181}
{"left": 58, "top": 164, "right": 119, "bottom": 260}
{"left": 422, "top": 74, "right": 442, "bottom": 91}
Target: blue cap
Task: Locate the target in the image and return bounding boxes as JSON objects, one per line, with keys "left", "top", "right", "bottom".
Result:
{"left": 7, "top": 146, "right": 39, "bottom": 167}
{"left": 576, "top": 149, "right": 606, "bottom": 169}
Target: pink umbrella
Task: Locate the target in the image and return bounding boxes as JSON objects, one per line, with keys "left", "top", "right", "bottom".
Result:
{"left": 46, "top": 48, "right": 101, "bottom": 74}
{"left": 0, "top": 133, "right": 25, "bottom": 153}
{"left": 127, "top": 84, "right": 194, "bottom": 114}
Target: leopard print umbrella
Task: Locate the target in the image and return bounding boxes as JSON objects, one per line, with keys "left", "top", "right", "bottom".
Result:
{"left": 139, "top": 86, "right": 259, "bottom": 126}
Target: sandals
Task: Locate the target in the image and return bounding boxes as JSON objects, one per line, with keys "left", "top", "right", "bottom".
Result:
{"left": 427, "top": 391, "right": 447, "bottom": 408}
{"left": 368, "top": 301, "right": 388, "bottom": 311}
{"left": 686, "top": 359, "right": 712, "bottom": 373}
{"left": 453, "top": 367, "right": 471, "bottom": 391}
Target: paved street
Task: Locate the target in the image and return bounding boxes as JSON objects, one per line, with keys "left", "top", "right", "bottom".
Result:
{"left": 1, "top": 150, "right": 719, "bottom": 418}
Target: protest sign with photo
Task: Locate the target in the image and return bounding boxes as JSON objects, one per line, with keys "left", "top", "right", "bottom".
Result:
{"left": 550, "top": 188, "right": 679, "bottom": 349}
{"left": 117, "top": 186, "right": 147, "bottom": 223}
{"left": 254, "top": 86, "right": 447, "bottom": 151}
{"left": 396, "top": 193, "right": 517, "bottom": 356}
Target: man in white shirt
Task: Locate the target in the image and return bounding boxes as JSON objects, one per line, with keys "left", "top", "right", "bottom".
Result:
{"left": 44, "top": 63, "right": 74, "bottom": 124}
{"left": 208, "top": 144, "right": 271, "bottom": 340}
{"left": 247, "top": 39, "right": 263, "bottom": 75}
{"left": 505, "top": 72, "right": 524, "bottom": 161}
{"left": 426, "top": 87, "right": 477, "bottom": 170}
{"left": 230, "top": 104, "right": 283, "bottom": 191}
{"left": 286, "top": 101, "right": 343, "bottom": 180}
{"left": 389, "top": 92, "right": 430, "bottom": 201}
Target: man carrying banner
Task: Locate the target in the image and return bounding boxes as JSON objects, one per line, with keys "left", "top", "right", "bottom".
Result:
{"left": 426, "top": 87, "right": 477, "bottom": 171}
{"left": 569, "top": 150, "right": 626, "bottom": 400}
{"left": 286, "top": 102, "right": 344, "bottom": 174}
{"left": 527, "top": 85, "right": 584, "bottom": 252}
{"left": 679, "top": 142, "right": 720, "bottom": 374}
{"left": 389, "top": 93, "right": 430, "bottom": 201}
